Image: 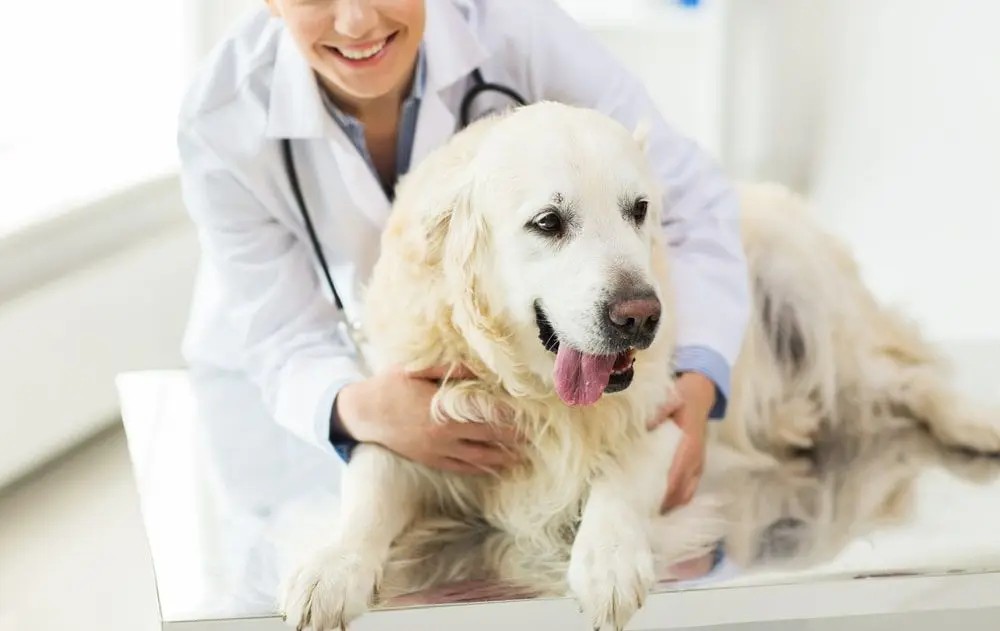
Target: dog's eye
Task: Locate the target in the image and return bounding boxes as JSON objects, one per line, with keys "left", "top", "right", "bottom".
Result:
{"left": 531, "top": 211, "right": 564, "bottom": 236}
{"left": 631, "top": 199, "right": 649, "bottom": 225}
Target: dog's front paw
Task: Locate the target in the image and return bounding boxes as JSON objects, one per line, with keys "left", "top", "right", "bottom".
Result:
{"left": 280, "top": 546, "right": 383, "bottom": 631}
{"left": 567, "top": 517, "right": 654, "bottom": 631}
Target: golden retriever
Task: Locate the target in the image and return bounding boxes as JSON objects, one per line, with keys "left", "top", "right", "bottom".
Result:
{"left": 280, "top": 102, "right": 1000, "bottom": 631}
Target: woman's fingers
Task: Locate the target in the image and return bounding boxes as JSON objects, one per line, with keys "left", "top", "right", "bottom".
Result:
{"left": 432, "top": 455, "right": 509, "bottom": 476}
{"left": 663, "top": 476, "right": 696, "bottom": 512}
{"left": 406, "top": 363, "right": 477, "bottom": 381}
{"left": 647, "top": 399, "right": 682, "bottom": 431}
{"left": 454, "top": 421, "right": 523, "bottom": 448}
{"left": 433, "top": 457, "right": 489, "bottom": 475}
{"left": 452, "top": 440, "right": 520, "bottom": 469}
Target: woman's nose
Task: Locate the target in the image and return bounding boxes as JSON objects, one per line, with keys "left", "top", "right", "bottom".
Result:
{"left": 333, "top": 0, "right": 379, "bottom": 40}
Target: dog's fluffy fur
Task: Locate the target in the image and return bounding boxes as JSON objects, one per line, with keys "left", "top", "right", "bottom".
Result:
{"left": 279, "top": 103, "right": 1000, "bottom": 631}
{"left": 718, "top": 182, "right": 1000, "bottom": 458}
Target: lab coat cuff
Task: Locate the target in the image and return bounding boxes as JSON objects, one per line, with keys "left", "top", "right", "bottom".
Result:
{"left": 673, "top": 345, "right": 731, "bottom": 420}
{"left": 322, "top": 380, "right": 364, "bottom": 463}
{"left": 273, "top": 356, "right": 367, "bottom": 458}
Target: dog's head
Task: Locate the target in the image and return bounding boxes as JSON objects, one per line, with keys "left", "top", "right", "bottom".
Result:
{"left": 412, "top": 102, "right": 671, "bottom": 405}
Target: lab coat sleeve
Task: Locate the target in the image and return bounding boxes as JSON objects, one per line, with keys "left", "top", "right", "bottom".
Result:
{"left": 516, "top": 0, "right": 751, "bottom": 417}
{"left": 178, "top": 124, "right": 366, "bottom": 455}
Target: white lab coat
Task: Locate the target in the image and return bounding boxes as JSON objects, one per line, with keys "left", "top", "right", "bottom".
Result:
{"left": 178, "top": 0, "right": 750, "bottom": 457}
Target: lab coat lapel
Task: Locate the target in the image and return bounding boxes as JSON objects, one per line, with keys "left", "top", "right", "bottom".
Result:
{"left": 265, "top": 30, "right": 328, "bottom": 139}
{"left": 408, "top": 0, "right": 490, "bottom": 169}
{"left": 325, "top": 131, "right": 391, "bottom": 228}
{"left": 266, "top": 30, "right": 391, "bottom": 228}
{"left": 410, "top": 89, "right": 457, "bottom": 172}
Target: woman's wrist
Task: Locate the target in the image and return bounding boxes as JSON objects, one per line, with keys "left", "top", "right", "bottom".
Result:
{"left": 333, "top": 380, "right": 375, "bottom": 444}
{"left": 675, "top": 372, "right": 717, "bottom": 421}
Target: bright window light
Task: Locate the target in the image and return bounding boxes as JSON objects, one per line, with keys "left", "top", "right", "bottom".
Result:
{"left": 0, "top": 1, "right": 187, "bottom": 234}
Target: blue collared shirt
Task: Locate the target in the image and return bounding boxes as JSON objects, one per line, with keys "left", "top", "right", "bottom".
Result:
{"left": 674, "top": 346, "right": 729, "bottom": 419}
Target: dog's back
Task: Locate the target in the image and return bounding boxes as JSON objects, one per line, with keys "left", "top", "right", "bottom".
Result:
{"left": 720, "top": 183, "right": 1000, "bottom": 457}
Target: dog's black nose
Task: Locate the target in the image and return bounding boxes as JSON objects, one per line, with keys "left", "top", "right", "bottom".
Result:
{"left": 606, "top": 293, "right": 661, "bottom": 346}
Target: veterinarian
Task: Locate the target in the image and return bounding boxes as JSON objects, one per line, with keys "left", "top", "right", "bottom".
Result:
{"left": 178, "top": 0, "right": 750, "bottom": 511}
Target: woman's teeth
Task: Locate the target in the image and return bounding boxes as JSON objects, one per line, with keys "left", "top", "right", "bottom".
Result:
{"left": 335, "top": 38, "right": 387, "bottom": 60}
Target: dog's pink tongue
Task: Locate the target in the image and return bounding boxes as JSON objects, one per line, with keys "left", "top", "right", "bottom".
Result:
{"left": 553, "top": 347, "right": 617, "bottom": 406}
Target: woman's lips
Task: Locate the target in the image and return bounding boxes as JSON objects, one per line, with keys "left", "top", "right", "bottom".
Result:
{"left": 325, "top": 32, "right": 398, "bottom": 67}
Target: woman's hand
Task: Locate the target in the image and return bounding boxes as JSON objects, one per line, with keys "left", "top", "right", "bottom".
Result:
{"left": 647, "top": 372, "right": 715, "bottom": 512}
{"left": 335, "top": 364, "right": 523, "bottom": 475}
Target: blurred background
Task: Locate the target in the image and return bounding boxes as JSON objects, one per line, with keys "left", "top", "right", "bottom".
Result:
{"left": 0, "top": 0, "right": 997, "bottom": 629}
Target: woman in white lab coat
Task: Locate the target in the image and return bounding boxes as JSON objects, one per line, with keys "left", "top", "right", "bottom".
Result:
{"left": 178, "top": 0, "right": 749, "bottom": 510}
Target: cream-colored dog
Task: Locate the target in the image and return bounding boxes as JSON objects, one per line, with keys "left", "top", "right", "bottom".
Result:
{"left": 280, "top": 102, "right": 1000, "bottom": 631}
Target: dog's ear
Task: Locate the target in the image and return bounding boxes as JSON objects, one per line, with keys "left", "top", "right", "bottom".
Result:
{"left": 402, "top": 116, "right": 511, "bottom": 358}
{"left": 422, "top": 203, "right": 453, "bottom": 267}
{"left": 420, "top": 180, "right": 480, "bottom": 265}
{"left": 441, "top": 185, "right": 521, "bottom": 374}
{"left": 441, "top": 185, "right": 486, "bottom": 272}
{"left": 440, "top": 182, "right": 491, "bottom": 311}
{"left": 440, "top": 180, "right": 512, "bottom": 327}
{"left": 632, "top": 117, "right": 652, "bottom": 157}
{"left": 415, "top": 122, "right": 494, "bottom": 267}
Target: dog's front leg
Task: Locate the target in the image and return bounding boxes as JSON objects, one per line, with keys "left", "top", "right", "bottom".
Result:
{"left": 567, "top": 423, "right": 683, "bottom": 631}
{"left": 568, "top": 477, "right": 654, "bottom": 631}
{"left": 282, "top": 445, "right": 421, "bottom": 631}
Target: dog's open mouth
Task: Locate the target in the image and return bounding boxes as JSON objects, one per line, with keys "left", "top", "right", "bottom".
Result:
{"left": 535, "top": 303, "right": 636, "bottom": 406}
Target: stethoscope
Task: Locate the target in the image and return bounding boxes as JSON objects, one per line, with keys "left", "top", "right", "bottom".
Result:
{"left": 280, "top": 69, "right": 526, "bottom": 375}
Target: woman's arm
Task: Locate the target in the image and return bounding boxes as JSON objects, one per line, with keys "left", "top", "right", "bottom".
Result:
{"left": 178, "top": 123, "right": 367, "bottom": 456}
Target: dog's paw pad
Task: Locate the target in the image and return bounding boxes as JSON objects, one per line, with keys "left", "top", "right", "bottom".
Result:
{"left": 280, "top": 547, "right": 382, "bottom": 631}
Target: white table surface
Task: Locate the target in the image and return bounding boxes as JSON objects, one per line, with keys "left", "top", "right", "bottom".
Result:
{"left": 116, "top": 343, "right": 1000, "bottom": 630}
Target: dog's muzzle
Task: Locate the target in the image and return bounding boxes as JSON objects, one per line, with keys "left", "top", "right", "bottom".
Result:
{"left": 534, "top": 302, "right": 638, "bottom": 397}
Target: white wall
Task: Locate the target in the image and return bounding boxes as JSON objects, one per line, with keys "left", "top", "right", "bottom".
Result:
{"left": 721, "top": 0, "right": 834, "bottom": 189}
{"left": 560, "top": 0, "right": 728, "bottom": 158}
{"left": 814, "top": 1, "right": 1000, "bottom": 344}
{"left": 183, "top": 0, "right": 261, "bottom": 74}
{"left": 0, "top": 180, "right": 197, "bottom": 488}
{"left": 725, "top": 0, "right": 1000, "bottom": 344}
